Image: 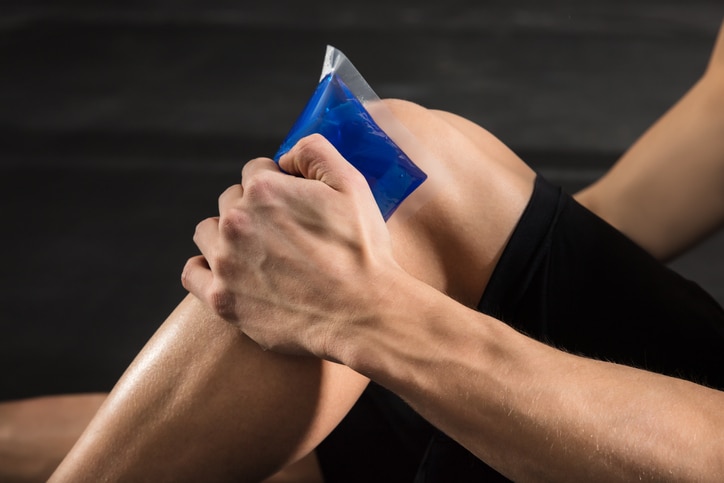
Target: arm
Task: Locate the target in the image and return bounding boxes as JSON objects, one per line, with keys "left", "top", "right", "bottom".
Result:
{"left": 575, "top": 19, "right": 724, "bottom": 261}
{"left": 184, "top": 133, "right": 724, "bottom": 481}
{"left": 340, "top": 268, "right": 724, "bottom": 482}
{"left": 51, "top": 100, "right": 536, "bottom": 481}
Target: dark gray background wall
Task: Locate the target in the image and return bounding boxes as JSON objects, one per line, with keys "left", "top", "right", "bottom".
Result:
{"left": 2, "top": 1, "right": 723, "bottom": 401}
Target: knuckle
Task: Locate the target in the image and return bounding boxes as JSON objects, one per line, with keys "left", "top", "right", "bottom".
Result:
{"left": 212, "top": 252, "right": 238, "bottom": 279}
{"left": 243, "top": 172, "right": 277, "bottom": 203}
{"left": 294, "top": 133, "right": 328, "bottom": 157}
{"left": 192, "top": 218, "right": 210, "bottom": 242}
{"left": 180, "top": 261, "right": 192, "bottom": 289}
{"left": 241, "top": 157, "right": 266, "bottom": 177}
{"left": 348, "top": 165, "right": 369, "bottom": 187}
{"left": 219, "top": 208, "right": 250, "bottom": 239}
{"left": 209, "top": 286, "right": 236, "bottom": 321}
{"left": 180, "top": 256, "right": 203, "bottom": 291}
{"left": 219, "top": 184, "right": 239, "bottom": 202}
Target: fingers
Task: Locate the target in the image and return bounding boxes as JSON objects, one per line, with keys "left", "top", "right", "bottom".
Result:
{"left": 237, "top": 135, "right": 366, "bottom": 197}
{"left": 218, "top": 184, "right": 243, "bottom": 215}
{"left": 183, "top": 216, "right": 219, "bottom": 300}
{"left": 183, "top": 134, "right": 372, "bottom": 305}
{"left": 192, "top": 216, "right": 220, "bottom": 258}
{"left": 278, "top": 134, "right": 365, "bottom": 192}
{"left": 181, "top": 255, "right": 214, "bottom": 300}
{"left": 239, "top": 157, "right": 301, "bottom": 206}
{"left": 240, "top": 157, "right": 281, "bottom": 188}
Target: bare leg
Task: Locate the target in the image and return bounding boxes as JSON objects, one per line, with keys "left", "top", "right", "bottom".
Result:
{"left": 0, "top": 394, "right": 105, "bottom": 483}
{"left": 49, "top": 295, "right": 367, "bottom": 482}
{"left": 575, "top": 19, "right": 724, "bottom": 261}
{"left": 47, "top": 99, "right": 535, "bottom": 482}
{"left": 12, "top": 22, "right": 724, "bottom": 481}
{"left": 19, "top": 24, "right": 724, "bottom": 475}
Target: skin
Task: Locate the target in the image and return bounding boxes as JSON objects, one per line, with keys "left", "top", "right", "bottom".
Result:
{"left": 0, "top": 394, "right": 106, "bottom": 483}
{"left": 183, "top": 133, "right": 724, "bottom": 482}
{"left": 48, "top": 99, "right": 535, "bottom": 482}
{"left": 2, "top": 18, "right": 723, "bottom": 483}
{"left": 47, "top": 295, "right": 366, "bottom": 482}
{"left": 575, "top": 19, "right": 724, "bottom": 261}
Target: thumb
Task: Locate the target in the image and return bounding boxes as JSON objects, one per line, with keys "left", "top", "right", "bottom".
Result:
{"left": 278, "top": 134, "right": 364, "bottom": 192}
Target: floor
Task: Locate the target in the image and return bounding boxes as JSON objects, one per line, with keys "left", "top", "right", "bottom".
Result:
{"left": 2, "top": 1, "right": 723, "bottom": 401}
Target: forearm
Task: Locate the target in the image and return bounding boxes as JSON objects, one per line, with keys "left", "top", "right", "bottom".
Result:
{"left": 50, "top": 294, "right": 367, "bottom": 482}
{"left": 340, "top": 274, "right": 724, "bottom": 482}
{"left": 576, "top": 21, "right": 724, "bottom": 261}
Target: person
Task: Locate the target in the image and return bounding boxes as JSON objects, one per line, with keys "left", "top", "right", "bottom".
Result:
{"left": 3, "top": 18, "right": 724, "bottom": 483}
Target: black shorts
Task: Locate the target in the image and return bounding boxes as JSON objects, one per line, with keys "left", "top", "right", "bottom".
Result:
{"left": 317, "top": 175, "right": 724, "bottom": 482}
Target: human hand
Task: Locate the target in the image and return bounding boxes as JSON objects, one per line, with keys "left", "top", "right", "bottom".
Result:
{"left": 182, "top": 134, "right": 404, "bottom": 358}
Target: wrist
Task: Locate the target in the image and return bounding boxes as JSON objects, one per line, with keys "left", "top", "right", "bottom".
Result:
{"left": 326, "top": 267, "right": 435, "bottom": 372}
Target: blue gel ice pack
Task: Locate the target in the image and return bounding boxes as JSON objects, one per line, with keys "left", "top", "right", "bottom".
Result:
{"left": 273, "top": 73, "right": 427, "bottom": 220}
